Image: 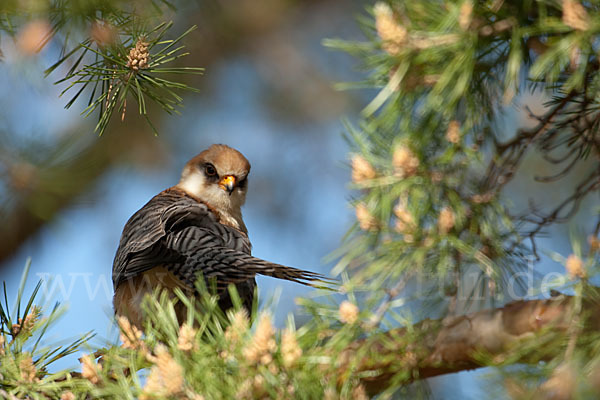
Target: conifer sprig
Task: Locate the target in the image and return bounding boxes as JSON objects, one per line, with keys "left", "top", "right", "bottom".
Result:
{"left": 0, "top": 260, "right": 93, "bottom": 398}
{"left": 48, "top": 21, "right": 203, "bottom": 136}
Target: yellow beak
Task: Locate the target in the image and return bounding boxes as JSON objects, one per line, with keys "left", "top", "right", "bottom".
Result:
{"left": 219, "top": 175, "right": 236, "bottom": 195}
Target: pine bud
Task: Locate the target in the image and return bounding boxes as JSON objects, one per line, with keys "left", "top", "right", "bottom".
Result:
{"left": 127, "top": 38, "right": 150, "bottom": 71}
{"left": 225, "top": 309, "right": 249, "bottom": 345}
{"left": 177, "top": 323, "right": 197, "bottom": 352}
{"left": 563, "top": 0, "right": 589, "bottom": 31}
{"left": 446, "top": 120, "right": 461, "bottom": 144}
{"left": 374, "top": 2, "right": 407, "bottom": 55}
{"left": 91, "top": 20, "right": 116, "bottom": 47}
{"left": 438, "top": 207, "right": 456, "bottom": 234}
{"left": 458, "top": 1, "right": 473, "bottom": 31}
{"left": 565, "top": 254, "right": 586, "bottom": 279}
{"left": 393, "top": 203, "right": 415, "bottom": 233}
{"left": 17, "top": 20, "right": 52, "bottom": 55}
{"left": 156, "top": 345, "right": 184, "bottom": 395}
{"left": 141, "top": 344, "right": 184, "bottom": 398}
{"left": 20, "top": 354, "right": 38, "bottom": 382}
{"left": 339, "top": 301, "right": 359, "bottom": 324}
{"left": 22, "top": 306, "right": 41, "bottom": 333}
{"left": 243, "top": 314, "right": 276, "bottom": 364}
{"left": 60, "top": 392, "right": 76, "bottom": 400}
{"left": 281, "top": 329, "right": 302, "bottom": 368}
{"left": 253, "top": 375, "right": 266, "bottom": 397}
{"left": 11, "top": 306, "right": 41, "bottom": 338}
{"left": 80, "top": 354, "right": 102, "bottom": 384}
{"left": 351, "top": 154, "right": 377, "bottom": 183}
{"left": 118, "top": 316, "right": 142, "bottom": 350}
{"left": 355, "top": 203, "right": 378, "bottom": 231}
{"left": 236, "top": 379, "right": 253, "bottom": 399}
{"left": 392, "top": 145, "right": 419, "bottom": 177}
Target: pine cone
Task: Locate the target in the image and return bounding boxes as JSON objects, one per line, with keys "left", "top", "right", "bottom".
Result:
{"left": 126, "top": 39, "right": 150, "bottom": 71}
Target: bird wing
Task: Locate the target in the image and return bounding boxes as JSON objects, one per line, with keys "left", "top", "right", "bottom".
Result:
{"left": 112, "top": 188, "right": 251, "bottom": 289}
{"left": 112, "top": 188, "right": 328, "bottom": 292}
{"left": 163, "top": 226, "right": 327, "bottom": 290}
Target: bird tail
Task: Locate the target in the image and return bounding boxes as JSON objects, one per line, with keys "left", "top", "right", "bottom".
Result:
{"left": 219, "top": 248, "right": 336, "bottom": 289}
{"left": 257, "top": 261, "right": 336, "bottom": 289}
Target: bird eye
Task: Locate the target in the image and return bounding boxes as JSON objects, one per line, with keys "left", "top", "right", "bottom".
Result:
{"left": 205, "top": 164, "right": 217, "bottom": 176}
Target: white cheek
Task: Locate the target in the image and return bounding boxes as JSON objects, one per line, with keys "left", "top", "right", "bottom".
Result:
{"left": 177, "top": 172, "right": 246, "bottom": 231}
{"left": 178, "top": 173, "right": 205, "bottom": 198}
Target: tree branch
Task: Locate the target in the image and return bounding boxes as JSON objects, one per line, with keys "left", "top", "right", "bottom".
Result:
{"left": 337, "top": 296, "right": 583, "bottom": 396}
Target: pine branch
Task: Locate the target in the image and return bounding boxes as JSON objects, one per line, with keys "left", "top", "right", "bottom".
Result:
{"left": 339, "top": 295, "right": 583, "bottom": 396}
{"left": 0, "top": 1, "right": 305, "bottom": 266}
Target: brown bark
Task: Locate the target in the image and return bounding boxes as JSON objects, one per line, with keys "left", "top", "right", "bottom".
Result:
{"left": 338, "top": 296, "right": 578, "bottom": 396}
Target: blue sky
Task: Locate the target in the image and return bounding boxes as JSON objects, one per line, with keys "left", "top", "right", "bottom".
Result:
{"left": 1, "top": 4, "right": 598, "bottom": 399}
{"left": 0, "top": 6, "right": 360, "bottom": 374}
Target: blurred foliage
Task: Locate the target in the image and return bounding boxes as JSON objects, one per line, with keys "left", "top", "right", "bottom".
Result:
{"left": 51, "top": 21, "right": 203, "bottom": 135}
{"left": 2, "top": 0, "right": 600, "bottom": 398}
{"left": 0, "top": 0, "right": 352, "bottom": 275}
{"left": 326, "top": 0, "right": 600, "bottom": 397}
{"left": 0, "top": 261, "right": 94, "bottom": 398}
{"left": 327, "top": 0, "right": 600, "bottom": 310}
{"left": 1, "top": 251, "right": 599, "bottom": 398}
{"left": 1, "top": 0, "right": 203, "bottom": 135}
{"left": 0, "top": 265, "right": 387, "bottom": 399}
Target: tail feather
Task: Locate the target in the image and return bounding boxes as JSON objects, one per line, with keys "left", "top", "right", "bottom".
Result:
{"left": 191, "top": 247, "right": 337, "bottom": 290}
{"left": 258, "top": 261, "right": 333, "bottom": 286}
{"left": 229, "top": 252, "right": 335, "bottom": 288}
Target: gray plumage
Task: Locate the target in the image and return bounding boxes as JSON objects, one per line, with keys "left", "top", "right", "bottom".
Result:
{"left": 112, "top": 187, "right": 325, "bottom": 311}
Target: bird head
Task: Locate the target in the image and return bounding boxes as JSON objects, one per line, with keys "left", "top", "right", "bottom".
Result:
{"left": 177, "top": 144, "right": 251, "bottom": 229}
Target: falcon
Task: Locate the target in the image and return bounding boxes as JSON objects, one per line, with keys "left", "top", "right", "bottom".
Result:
{"left": 112, "top": 144, "right": 325, "bottom": 327}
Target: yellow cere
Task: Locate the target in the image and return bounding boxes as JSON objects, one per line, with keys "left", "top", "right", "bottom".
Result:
{"left": 219, "top": 175, "right": 236, "bottom": 190}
